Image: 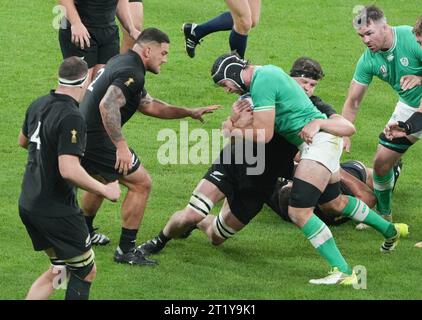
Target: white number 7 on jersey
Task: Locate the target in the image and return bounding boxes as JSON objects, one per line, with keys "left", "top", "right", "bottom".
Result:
{"left": 30, "top": 121, "right": 42, "bottom": 150}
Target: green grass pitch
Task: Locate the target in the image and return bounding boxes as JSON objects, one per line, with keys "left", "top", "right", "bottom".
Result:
{"left": 1, "top": 0, "right": 421, "bottom": 300}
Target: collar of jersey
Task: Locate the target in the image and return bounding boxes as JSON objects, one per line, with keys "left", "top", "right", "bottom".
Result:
{"left": 50, "top": 90, "right": 79, "bottom": 107}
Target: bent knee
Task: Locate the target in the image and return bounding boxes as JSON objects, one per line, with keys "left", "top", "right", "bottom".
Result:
{"left": 233, "top": 16, "right": 253, "bottom": 34}
{"left": 181, "top": 209, "right": 206, "bottom": 226}
{"left": 129, "top": 172, "right": 152, "bottom": 193}
{"left": 320, "top": 196, "right": 347, "bottom": 214}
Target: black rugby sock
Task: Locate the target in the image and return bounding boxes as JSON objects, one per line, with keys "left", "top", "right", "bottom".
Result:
{"left": 119, "top": 228, "right": 138, "bottom": 253}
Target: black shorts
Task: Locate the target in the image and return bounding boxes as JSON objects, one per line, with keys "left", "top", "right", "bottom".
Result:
{"left": 203, "top": 148, "right": 278, "bottom": 225}
{"left": 59, "top": 24, "right": 119, "bottom": 68}
{"left": 19, "top": 207, "right": 91, "bottom": 260}
{"left": 81, "top": 147, "right": 141, "bottom": 182}
{"left": 129, "top": 0, "right": 143, "bottom": 2}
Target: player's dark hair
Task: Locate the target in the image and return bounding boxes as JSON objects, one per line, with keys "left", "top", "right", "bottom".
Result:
{"left": 58, "top": 56, "right": 88, "bottom": 81}
{"left": 413, "top": 15, "right": 422, "bottom": 36}
{"left": 136, "top": 27, "right": 170, "bottom": 45}
{"left": 354, "top": 5, "right": 386, "bottom": 28}
{"left": 290, "top": 57, "right": 324, "bottom": 81}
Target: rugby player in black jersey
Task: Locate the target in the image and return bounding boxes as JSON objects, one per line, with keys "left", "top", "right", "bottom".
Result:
{"left": 18, "top": 57, "right": 120, "bottom": 300}
{"left": 79, "top": 28, "right": 219, "bottom": 265}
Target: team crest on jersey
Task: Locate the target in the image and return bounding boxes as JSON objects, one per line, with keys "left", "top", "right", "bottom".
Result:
{"left": 400, "top": 57, "right": 409, "bottom": 67}
{"left": 71, "top": 129, "right": 77, "bottom": 143}
{"left": 125, "top": 77, "right": 135, "bottom": 87}
{"left": 380, "top": 65, "right": 388, "bottom": 77}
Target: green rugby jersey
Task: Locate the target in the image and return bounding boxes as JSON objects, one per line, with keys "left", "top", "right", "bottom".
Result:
{"left": 250, "top": 65, "right": 326, "bottom": 146}
{"left": 353, "top": 26, "right": 422, "bottom": 107}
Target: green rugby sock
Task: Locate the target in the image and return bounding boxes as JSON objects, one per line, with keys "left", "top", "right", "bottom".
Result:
{"left": 373, "top": 170, "right": 394, "bottom": 216}
{"left": 342, "top": 196, "right": 396, "bottom": 238}
{"left": 301, "top": 214, "right": 351, "bottom": 274}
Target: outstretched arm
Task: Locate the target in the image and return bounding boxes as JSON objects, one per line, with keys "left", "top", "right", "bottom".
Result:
{"left": 138, "top": 94, "right": 220, "bottom": 123}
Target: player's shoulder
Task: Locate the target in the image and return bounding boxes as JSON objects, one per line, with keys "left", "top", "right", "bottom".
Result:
{"left": 394, "top": 25, "right": 414, "bottom": 35}
{"left": 254, "top": 65, "right": 285, "bottom": 82}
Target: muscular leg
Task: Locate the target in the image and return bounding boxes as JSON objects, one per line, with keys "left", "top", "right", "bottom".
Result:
{"left": 372, "top": 145, "right": 403, "bottom": 217}
{"left": 163, "top": 179, "right": 225, "bottom": 238}
{"left": 225, "top": 0, "right": 260, "bottom": 57}
{"left": 26, "top": 248, "right": 59, "bottom": 300}
{"left": 197, "top": 198, "right": 245, "bottom": 246}
{"left": 139, "top": 179, "right": 225, "bottom": 255}
{"left": 289, "top": 160, "right": 351, "bottom": 276}
{"left": 121, "top": 1, "right": 143, "bottom": 53}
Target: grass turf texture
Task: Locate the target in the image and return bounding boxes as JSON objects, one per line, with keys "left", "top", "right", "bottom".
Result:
{"left": 1, "top": 0, "right": 421, "bottom": 299}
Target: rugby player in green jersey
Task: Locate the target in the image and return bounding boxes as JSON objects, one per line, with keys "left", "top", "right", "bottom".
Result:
{"left": 210, "top": 53, "right": 407, "bottom": 285}
{"left": 383, "top": 15, "right": 422, "bottom": 248}
{"left": 342, "top": 6, "right": 422, "bottom": 223}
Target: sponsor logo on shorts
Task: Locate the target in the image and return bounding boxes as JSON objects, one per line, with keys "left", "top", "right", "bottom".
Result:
{"left": 210, "top": 171, "right": 224, "bottom": 182}
{"left": 131, "top": 153, "right": 139, "bottom": 166}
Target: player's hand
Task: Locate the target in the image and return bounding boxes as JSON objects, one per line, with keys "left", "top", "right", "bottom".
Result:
{"left": 71, "top": 22, "right": 91, "bottom": 49}
{"left": 221, "top": 117, "right": 233, "bottom": 138}
{"left": 300, "top": 119, "right": 321, "bottom": 144}
{"left": 104, "top": 180, "right": 121, "bottom": 202}
{"left": 343, "top": 136, "right": 351, "bottom": 153}
{"left": 230, "top": 99, "right": 252, "bottom": 123}
{"left": 233, "top": 109, "right": 253, "bottom": 128}
{"left": 115, "top": 142, "right": 133, "bottom": 175}
{"left": 400, "top": 75, "right": 422, "bottom": 91}
{"left": 190, "top": 105, "right": 220, "bottom": 123}
{"left": 384, "top": 122, "right": 407, "bottom": 140}
{"left": 129, "top": 28, "right": 141, "bottom": 41}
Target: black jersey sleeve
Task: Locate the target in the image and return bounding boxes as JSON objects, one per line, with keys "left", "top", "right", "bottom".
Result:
{"left": 310, "top": 96, "right": 337, "bottom": 118}
{"left": 111, "top": 69, "right": 144, "bottom": 103}
{"left": 57, "top": 114, "right": 87, "bottom": 157}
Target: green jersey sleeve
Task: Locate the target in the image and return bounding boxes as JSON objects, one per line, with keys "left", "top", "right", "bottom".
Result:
{"left": 353, "top": 53, "right": 373, "bottom": 85}
{"left": 250, "top": 70, "right": 277, "bottom": 112}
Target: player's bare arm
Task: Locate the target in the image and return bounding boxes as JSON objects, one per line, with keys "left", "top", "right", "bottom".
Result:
{"left": 59, "top": 155, "right": 121, "bottom": 202}
{"left": 116, "top": 0, "right": 140, "bottom": 40}
{"left": 99, "top": 85, "right": 132, "bottom": 175}
{"left": 60, "top": 0, "right": 90, "bottom": 49}
{"left": 340, "top": 169, "right": 376, "bottom": 208}
{"left": 231, "top": 108, "right": 275, "bottom": 143}
{"left": 341, "top": 81, "right": 368, "bottom": 151}
{"left": 301, "top": 115, "right": 356, "bottom": 144}
{"left": 138, "top": 93, "right": 219, "bottom": 123}
{"left": 18, "top": 130, "right": 28, "bottom": 149}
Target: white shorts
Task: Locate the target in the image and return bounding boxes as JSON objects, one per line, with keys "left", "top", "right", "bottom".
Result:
{"left": 298, "top": 132, "right": 343, "bottom": 173}
{"left": 388, "top": 101, "right": 422, "bottom": 139}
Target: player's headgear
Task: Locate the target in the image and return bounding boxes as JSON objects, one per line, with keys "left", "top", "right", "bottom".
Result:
{"left": 211, "top": 53, "right": 248, "bottom": 92}
{"left": 58, "top": 56, "right": 89, "bottom": 88}
{"left": 290, "top": 57, "right": 324, "bottom": 81}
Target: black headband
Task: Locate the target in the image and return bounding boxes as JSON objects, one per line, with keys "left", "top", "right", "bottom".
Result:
{"left": 58, "top": 74, "right": 88, "bottom": 87}
{"left": 290, "top": 69, "right": 321, "bottom": 81}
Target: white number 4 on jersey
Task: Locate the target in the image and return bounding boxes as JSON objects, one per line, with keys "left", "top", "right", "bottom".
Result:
{"left": 30, "top": 121, "right": 42, "bottom": 150}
